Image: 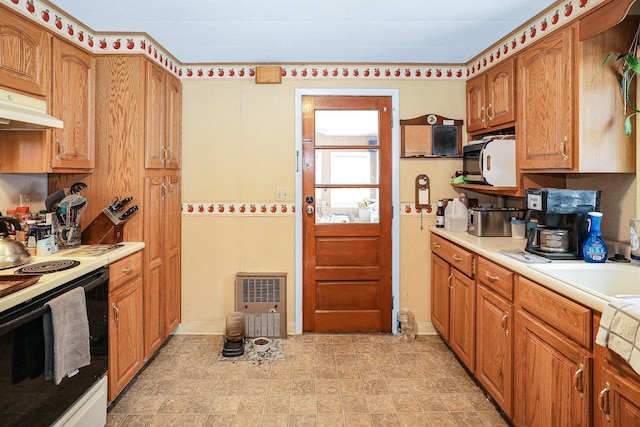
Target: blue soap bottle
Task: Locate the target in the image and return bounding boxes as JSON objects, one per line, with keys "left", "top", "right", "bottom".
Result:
{"left": 582, "top": 212, "right": 608, "bottom": 263}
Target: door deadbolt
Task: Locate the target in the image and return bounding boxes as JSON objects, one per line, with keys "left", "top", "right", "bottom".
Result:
{"left": 305, "top": 196, "right": 314, "bottom": 204}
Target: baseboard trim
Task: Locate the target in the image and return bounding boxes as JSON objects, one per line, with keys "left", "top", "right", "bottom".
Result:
{"left": 175, "top": 320, "right": 439, "bottom": 336}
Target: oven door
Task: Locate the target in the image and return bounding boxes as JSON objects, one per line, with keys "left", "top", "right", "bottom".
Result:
{"left": 462, "top": 143, "right": 485, "bottom": 184}
{"left": 0, "top": 267, "right": 109, "bottom": 426}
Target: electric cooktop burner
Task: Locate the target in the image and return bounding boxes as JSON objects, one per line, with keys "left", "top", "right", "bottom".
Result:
{"left": 15, "top": 260, "right": 81, "bottom": 275}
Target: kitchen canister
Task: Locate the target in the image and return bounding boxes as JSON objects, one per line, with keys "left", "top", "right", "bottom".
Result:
{"left": 510, "top": 217, "right": 526, "bottom": 239}
{"left": 631, "top": 219, "right": 640, "bottom": 261}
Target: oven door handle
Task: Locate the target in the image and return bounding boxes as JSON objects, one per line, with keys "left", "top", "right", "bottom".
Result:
{"left": 0, "top": 270, "right": 108, "bottom": 336}
{"left": 0, "top": 304, "right": 50, "bottom": 336}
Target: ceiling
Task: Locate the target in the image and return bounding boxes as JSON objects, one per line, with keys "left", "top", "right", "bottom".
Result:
{"left": 49, "top": 0, "right": 557, "bottom": 64}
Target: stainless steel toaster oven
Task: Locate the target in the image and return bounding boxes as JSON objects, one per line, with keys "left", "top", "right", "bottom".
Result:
{"left": 468, "top": 207, "right": 525, "bottom": 237}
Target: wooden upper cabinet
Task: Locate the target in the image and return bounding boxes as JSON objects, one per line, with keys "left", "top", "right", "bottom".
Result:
{"left": 517, "top": 25, "right": 575, "bottom": 170}
{"left": 0, "top": 6, "right": 50, "bottom": 97}
{"left": 486, "top": 58, "right": 515, "bottom": 128}
{"left": 466, "top": 75, "right": 485, "bottom": 132}
{"left": 50, "top": 39, "right": 95, "bottom": 171}
{"left": 165, "top": 76, "right": 181, "bottom": 169}
{"left": 466, "top": 57, "right": 515, "bottom": 133}
{"left": 145, "top": 61, "right": 181, "bottom": 170}
{"left": 145, "top": 63, "right": 166, "bottom": 169}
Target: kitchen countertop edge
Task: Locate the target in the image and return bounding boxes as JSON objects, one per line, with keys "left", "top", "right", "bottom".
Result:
{"left": 429, "top": 227, "right": 610, "bottom": 313}
{"left": 0, "top": 242, "right": 145, "bottom": 313}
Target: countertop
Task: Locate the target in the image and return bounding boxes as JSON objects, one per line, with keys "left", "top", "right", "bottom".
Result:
{"left": 0, "top": 242, "right": 145, "bottom": 313}
{"left": 429, "top": 227, "right": 640, "bottom": 313}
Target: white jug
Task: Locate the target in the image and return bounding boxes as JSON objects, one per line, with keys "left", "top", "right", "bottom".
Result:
{"left": 444, "top": 198, "right": 468, "bottom": 232}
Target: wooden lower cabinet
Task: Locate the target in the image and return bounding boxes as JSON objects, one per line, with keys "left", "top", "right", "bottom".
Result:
{"left": 515, "top": 308, "right": 591, "bottom": 426}
{"left": 449, "top": 269, "right": 475, "bottom": 371}
{"left": 429, "top": 233, "right": 640, "bottom": 427}
{"left": 597, "top": 362, "right": 640, "bottom": 426}
{"left": 476, "top": 284, "right": 513, "bottom": 417}
{"left": 430, "top": 254, "right": 450, "bottom": 339}
{"left": 430, "top": 239, "right": 475, "bottom": 372}
{"left": 108, "top": 252, "right": 144, "bottom": 401}
{"left": 593, "top": 314, "right": 640, "bottom": 426}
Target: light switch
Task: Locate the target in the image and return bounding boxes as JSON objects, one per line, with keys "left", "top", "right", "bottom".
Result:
{"left": 276, "top": 187, "right": 289, "bottom": 201}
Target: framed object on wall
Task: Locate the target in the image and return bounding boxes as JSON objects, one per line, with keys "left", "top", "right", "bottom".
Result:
{"left": 400, "top": 114, "right": 463, "bottom": 158}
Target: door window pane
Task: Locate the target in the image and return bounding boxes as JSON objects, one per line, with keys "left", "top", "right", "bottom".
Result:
{"left": 315, "top": 110, "right": 379, "bottom": 146}
{"left": 315, "top": 150, "right": 379, "bottom": 185}
{"left": 315, "top": 188, "right": 379, "bottom": 223}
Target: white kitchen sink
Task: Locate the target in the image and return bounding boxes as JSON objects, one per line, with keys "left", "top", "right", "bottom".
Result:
{"left": 528, "top": 262, "right": 640, "bottom": 298}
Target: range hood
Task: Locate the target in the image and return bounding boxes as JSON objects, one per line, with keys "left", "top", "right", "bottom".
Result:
{"left": 0, "top": 89, "right": 63, "bottom": 130}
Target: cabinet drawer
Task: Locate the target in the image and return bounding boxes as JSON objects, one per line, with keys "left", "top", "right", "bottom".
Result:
{"left": 431, "top": 234, "right": 474, "bottom": 277}
{"left": 110, "top": 251, "right": 143, "bottom": 292}
{"left": 477, "top": 257, "right": 513, "bottom": 301}
{"left": 518, "top": 276, "right": 592, "bottom": 348}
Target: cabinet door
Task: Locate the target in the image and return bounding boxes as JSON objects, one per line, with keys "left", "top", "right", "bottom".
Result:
{"left": 145, "top": 63, "right": 166, "bottom": 169}
{"left": 450, "top": 269, "right": 475, "bottom": 371}
{"left": 486, "top": 58, "right": 515, "bottom": 128}
{"left": 515, "top": 309, "right": 591, "bottom": 426}
{"left": 476, "top": 284, "right": 513, "bottom": 417}
{"left": 517, "top": 26, "right": 574, "bottom": 170}
{"left": 0, "top": 8, "right": 50, "bottom": 96}
{"left": 164, "top": 175, "right": 181, "bottom": 334}
{"left": 164, "top": 76, "right": 181, "bottom": 170}
{"left": 431, "top": 254, "right": 450, "bottom": 340}
{"left": 466, "top": 74, "right": 486, "bottom": 132}
{"left": 599, "top": 364, "right": 640, "bottom": 426}
{"left": 108, "top": 276, "right": 143, "bottom": 401}
{"left": 143, "top": 175, "right": 166, "bottom": 357}
{"left": 50, "top": 39, "right": 95, "bottom": 170}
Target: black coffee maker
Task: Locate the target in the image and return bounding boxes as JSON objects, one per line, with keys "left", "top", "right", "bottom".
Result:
{"left": 524, "top": 188, "right": 601, "bottom": 260}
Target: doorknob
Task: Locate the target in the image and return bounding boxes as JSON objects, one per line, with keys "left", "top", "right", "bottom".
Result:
{"left": 306, "top": 205, "right": 315, "bottom": 214}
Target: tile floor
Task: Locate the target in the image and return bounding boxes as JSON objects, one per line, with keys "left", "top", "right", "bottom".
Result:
{"left": 106, "top": 334, "right": 510, "bottom": 426}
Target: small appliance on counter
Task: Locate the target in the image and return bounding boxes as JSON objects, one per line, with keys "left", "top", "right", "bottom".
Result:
{"left": 524, "top": 188, "right": 601, "bottom": 260}
{"left": 462, "top": 135, "right": 516, "bottom": 186}
{"left": 468, "top": 207, "right": 525, "bottom": 237}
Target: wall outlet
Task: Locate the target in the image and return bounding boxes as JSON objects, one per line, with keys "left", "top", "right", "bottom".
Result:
{"left": 276, "top": 187, "right": 289, "bottom": 201}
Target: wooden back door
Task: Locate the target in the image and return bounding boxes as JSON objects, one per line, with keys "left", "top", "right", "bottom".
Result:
{"left": 302, "top": 95, "right": 392, "bottom": 332}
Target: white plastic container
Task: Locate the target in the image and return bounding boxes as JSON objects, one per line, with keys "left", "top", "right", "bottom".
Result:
{"left": 444, "top": 198, "right": 468, "bottom": 232}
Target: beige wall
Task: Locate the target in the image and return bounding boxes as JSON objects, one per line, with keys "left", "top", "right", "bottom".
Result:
{"left": 179, "top": 78, "right": 467, "bottom": 334}
{"left": 179, "top": 76, "right": 639, "bottom": 335}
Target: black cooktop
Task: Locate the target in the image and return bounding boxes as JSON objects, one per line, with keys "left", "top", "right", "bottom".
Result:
{"left": 15, "top": 260, "right": 80, "bottom": 275}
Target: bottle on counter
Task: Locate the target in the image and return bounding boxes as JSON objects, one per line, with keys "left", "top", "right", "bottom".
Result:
{"left": 444, "top": 197, "right": 468, "bottom": 232}
{"left": 435, "top": 200, "right": 445, "bottom": 228}
{"left": 582, "top": 212, "right": 608, "bottom": 263}
{"left": 16, "top": 206, "right": 31, "bottom": 222}
{"left": 26, "top": 220, "right": 38, "bottom": 249}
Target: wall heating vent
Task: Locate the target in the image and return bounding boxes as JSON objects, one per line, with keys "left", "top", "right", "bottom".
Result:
{"left": 235, "top": 272, "right": 287, "bottom": 338}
